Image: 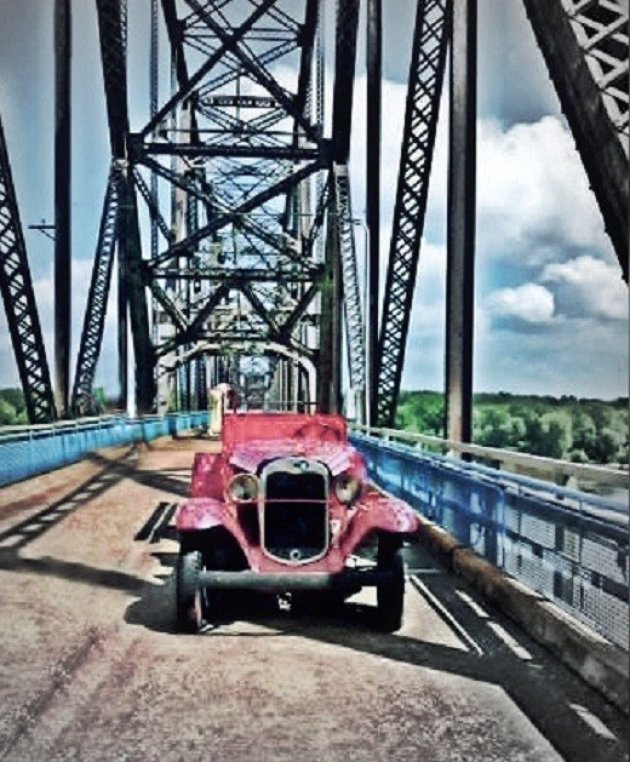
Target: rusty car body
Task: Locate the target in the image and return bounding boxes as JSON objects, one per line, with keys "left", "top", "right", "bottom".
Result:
{"left": 175, "top": 412, "right": 419, "bottom": 631}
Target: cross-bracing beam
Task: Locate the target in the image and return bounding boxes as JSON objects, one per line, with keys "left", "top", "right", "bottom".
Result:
{"left": 523, "top": 0, "right": 629, "bottom": 281}
{"left": 129, "top": 0, "right": 355, "bottom": 411}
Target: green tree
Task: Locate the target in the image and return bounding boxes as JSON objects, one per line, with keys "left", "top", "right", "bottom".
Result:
{"left": 0, "top": 398, "right": 17, "bottom": 425}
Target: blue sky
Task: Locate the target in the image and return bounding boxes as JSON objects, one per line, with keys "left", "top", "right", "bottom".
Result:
{"left": 0, "top": 0, "right": 627, "bottom": 400}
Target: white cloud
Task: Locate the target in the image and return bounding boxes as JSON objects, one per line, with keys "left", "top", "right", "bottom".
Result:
{"left": 476, "top": 116, "right": 611, "bottom": 264}
{"left": 486, "top": 283, "right": 554, "bottom": 323}
{"left": 542, "top": 255, "right": 628, "bottom": 321}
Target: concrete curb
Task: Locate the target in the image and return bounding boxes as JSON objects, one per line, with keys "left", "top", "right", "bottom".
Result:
{"left": 415, "top": 518, "right": 629, "bottom": 714}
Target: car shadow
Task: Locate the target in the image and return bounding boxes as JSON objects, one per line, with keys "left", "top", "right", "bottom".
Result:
{"left": 124, "top": 540, "right": 628, "bottom": 762}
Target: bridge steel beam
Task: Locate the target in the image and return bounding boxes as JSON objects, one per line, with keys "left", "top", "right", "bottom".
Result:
{"left": 445, "top": 0, "right": 477, "bottom": 445}
{"left": 374, "top": 0, "right": 450, "bottom": 427}
{"left": 332, "top": 0, "right": 361, "bottom": 164}
{"left": 523, "top": 0, "right": 629, "bottom": 282}
{"left": 71, "top": 164, "right": 123, "bottom": 415}
{"left": 318, "top": 189, "right": 343, "bottom": 415}
{"left": 96, "top": 0, "right": 155, "bottom": 413}
{"left": 54, "top": 0, "right": 72, "bottom": 417}
{"left": 0, "top": 116, "right": 56, "bottom": 423}
{"left": 333, "top": 163, "right": 366, "bottom": 420}
{"left": 366, "top": 0, "right": 382, "bottom": 424}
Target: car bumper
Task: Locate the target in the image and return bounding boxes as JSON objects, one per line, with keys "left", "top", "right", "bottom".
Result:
{"left": 197, "top": 568, "right": 393, "bottom": 593}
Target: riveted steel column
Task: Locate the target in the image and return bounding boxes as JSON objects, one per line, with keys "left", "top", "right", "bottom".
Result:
{"left": 318, "top": 204, "right": 342, "bottom": 414}
{"left": 366, "top": 0, "right": 381, "bottom": 425}
{"left": 54, "top": 0, "right": 72, "bottom": 417}
{"left": 445, "top": 0, "right": 476, "bottom": 444}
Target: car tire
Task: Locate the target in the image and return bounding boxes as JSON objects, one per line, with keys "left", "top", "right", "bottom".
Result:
{"left": 375, "top": 538, "right": 405, "bottom": 632}
{"left": 176, "top": 549, "right": 206, "bottom": 632}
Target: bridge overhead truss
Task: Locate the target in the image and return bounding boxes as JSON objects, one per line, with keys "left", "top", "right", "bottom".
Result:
{"left": 75, "top": 0, "right": 364, "bottom": 411}
{"left": 105, "top": 0, "right": 364, "bottom": 412}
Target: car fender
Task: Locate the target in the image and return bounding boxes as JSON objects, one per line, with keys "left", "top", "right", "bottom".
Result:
{"left": 190, "top": 452, "right": 226, "bottom": 499}
{"left": 175, "top": 498, "right": 253, "bottom": 561}
{"left": 176, "top": 497, "right": 233, "bottom": 532}
{"left": 340, "top": 491, "right": 420, "bottom": 556}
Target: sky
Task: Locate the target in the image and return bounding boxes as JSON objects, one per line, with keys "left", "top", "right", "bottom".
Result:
{"left": 0, "top": 0, "right": 627, "bottom": 401}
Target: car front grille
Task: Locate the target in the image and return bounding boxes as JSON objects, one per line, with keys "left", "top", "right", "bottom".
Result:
{"left": 260, "top": 458, "right": 328, "bottom": 564}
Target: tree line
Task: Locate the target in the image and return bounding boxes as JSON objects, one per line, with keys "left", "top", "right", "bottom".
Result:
{"left": 396, "top": 390, "right": 628, "bottom": 466}
{"left": 1, "top": 386, "right": 627, "bottom": 466}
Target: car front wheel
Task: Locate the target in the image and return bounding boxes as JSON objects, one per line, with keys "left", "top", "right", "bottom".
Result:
{"left": 176, "top": 549, "right": 207, "bottom": 632}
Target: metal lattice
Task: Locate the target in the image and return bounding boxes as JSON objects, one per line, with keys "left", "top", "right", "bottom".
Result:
{"left": 71, "top": 162, "right": 124, "bottom": 415}
{"left": 562, "top": 0, "right": 629, "bottom": 151}
{"left": 333, "top": 163, "right": 365, "bottom": 393}
{"left": 523, "top": 0, "right": 629, "bottom": 281}
{"left": 125, "top": 0, "right": 339, "bottom": 411}
{"left": 0, "top": 115, "right": 56, "bottom": 423}
{"left": 374, "top": 0, "right": 450, "bottom": 427}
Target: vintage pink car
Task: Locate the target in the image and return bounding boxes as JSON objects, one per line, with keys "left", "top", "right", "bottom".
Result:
{"left": 175, "top": 412, "right": 419, "bottom": 632}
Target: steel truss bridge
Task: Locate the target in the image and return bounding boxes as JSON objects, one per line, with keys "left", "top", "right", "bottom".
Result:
{"left": 0, "top": 0, "right": 627, "bottom": 430}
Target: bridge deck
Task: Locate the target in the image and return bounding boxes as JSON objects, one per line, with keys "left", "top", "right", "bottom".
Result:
{"left": 0, "top": 435, "right": 626, "bottom": 761}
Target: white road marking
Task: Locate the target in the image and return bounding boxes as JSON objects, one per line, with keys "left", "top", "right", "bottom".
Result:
{"left": 456, "top": 589, "right": 490, "bottom": 618}
{"left": 487, "top": 621, "right": 533, "bottom": 661}
{"left": 570, "top": 704, "right": 617, "bottom": 740}
{"left": 410, "top": 574, "right": 484, "bottom": 656}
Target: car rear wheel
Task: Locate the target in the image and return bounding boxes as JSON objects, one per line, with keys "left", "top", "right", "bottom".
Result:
{"left": 176, "top": 550, "right": 207, "bottom": 632}
{"left": 375, "top": 537, "right": 405, "bottom": 632}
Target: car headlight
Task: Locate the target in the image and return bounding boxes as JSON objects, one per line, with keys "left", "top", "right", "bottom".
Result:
{"left": 226, "top": 473, "right": 259, "bottom": 502}
{"left": 334, "top": 474, "right": 362, "bottom": 504}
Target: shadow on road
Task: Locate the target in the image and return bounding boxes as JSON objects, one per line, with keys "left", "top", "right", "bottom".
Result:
{"left": 123, "top": 541, "right": 628, "bottom": 762}
{"left": 0, "top": 447, "right": 137, "bottom": 555}
{"left": 85, "top": 451, "right": 190, "bottom": 497}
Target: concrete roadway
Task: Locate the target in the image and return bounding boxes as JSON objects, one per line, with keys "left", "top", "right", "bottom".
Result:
{"left": 0, "top": 435, "right": 627, "bottom": 762}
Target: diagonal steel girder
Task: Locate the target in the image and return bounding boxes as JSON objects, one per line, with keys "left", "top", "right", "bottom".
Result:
{"left": 71, "top": 162, "right": 124, "bottom": 415}
{"left": 333, "top": 163, "right": 365, "bottom": 394}
{"left": 151, "top": 159, "right": 324, "bottom": 265}
{"left": 95, "top": 0, "right": 154, "bottom": 411}
{"left": 374, "top": 0, "right": 451, "bottom": 427}
{"left": 140, "top": 0, "right": 279, "bottom": 140}
{"left": 0, "top": 114, "right": 56, "bottom": 423}
{"left": 523, "top": 0, "right": 629, "bottom": 281}
{"left": 96, "top": 0, "right": 129, "bottom": 158}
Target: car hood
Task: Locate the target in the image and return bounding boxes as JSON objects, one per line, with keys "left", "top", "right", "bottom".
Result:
{"left": 228, "top": 438, "right": 355, "bottom": 476}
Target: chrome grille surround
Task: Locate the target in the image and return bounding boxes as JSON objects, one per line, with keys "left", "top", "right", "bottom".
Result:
{"left": 259, "top": 457, "right": 329, "bottom": 565}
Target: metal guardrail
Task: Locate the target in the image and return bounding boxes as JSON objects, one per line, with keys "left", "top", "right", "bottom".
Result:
{"left": 0, "top": 411, "right": 209, "bottom": 488}
{"left": 352, "top": 423, "right": 629, "bottom": 491}
{"left": 351, "top": 431, "right": 629, "bottom": 651}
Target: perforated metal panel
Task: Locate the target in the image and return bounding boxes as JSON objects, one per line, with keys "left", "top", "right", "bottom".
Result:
{"left": 0, "top": 412, "right": 209, "bottom": 488}
{"left": 352, "top": 434, "right": 629, "bottom": 649}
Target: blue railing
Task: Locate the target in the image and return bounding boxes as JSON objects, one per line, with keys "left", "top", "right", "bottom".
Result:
{"left": 351, "top": 433, "right": 629, "bottom": 650}
{"left": 0, "top": 412, "right": 209, "bottom": 488}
